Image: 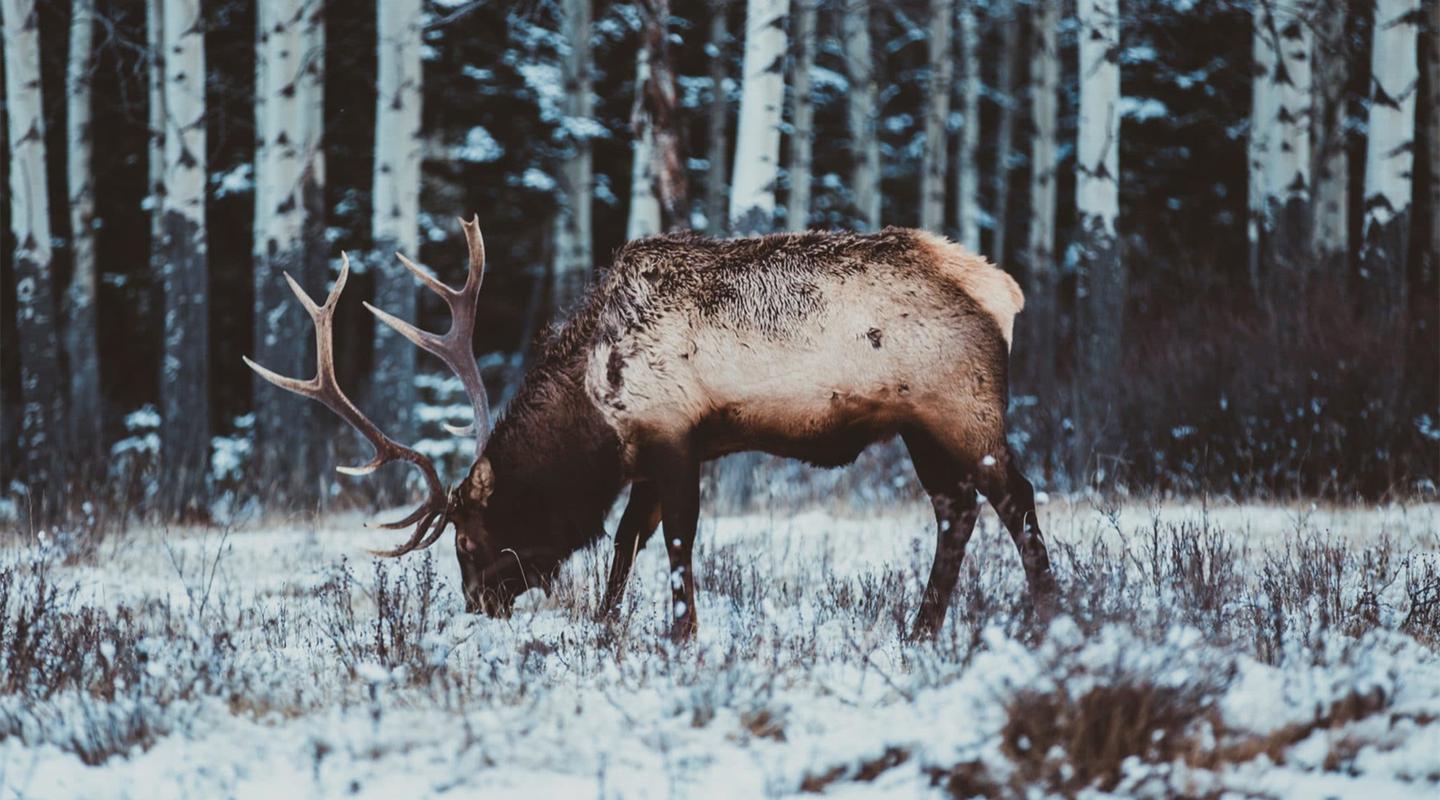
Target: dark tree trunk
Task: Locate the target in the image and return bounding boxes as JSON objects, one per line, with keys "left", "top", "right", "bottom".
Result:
{"left": 704, "top": 4, "right": 731, "bottom": 235}
{"left": 641, "top": 0, "right": 690, "bottom": 231}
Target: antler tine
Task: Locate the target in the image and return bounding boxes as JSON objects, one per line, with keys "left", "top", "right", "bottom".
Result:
{"left": 459, "top": 215, "right": 486, "bottom": 291}
{"left": 244, "top": 254, "right": 451, "bottom": 559}
{"left": 366, "top": 218, "right": 494, "bottom": 455}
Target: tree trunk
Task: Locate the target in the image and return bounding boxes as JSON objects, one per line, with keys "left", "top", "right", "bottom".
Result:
{"left": 1359, "top": 0, "right": 1419, "bottom": 323}
{"left": 785, "top": 0, "right": 816, "bottom": 231}
{"left": 729, "top": 0, "right": 790, "bottom": 234}
{"left": 991, "top": 2, "right": 1019, "bottom": 264}
{"left": 919, "top": 0, "right": 954, "bottom": 231}
{"left": 253, "top": 0, "right": 322, "bottom": 506}
{"left": 1310, "top": 2, "right": 1349, "bottom": 276}
{"left": 371, "top": 0, "right": 424, "bottom": 498}
{"left": 704, "top": 4, "right": 730, "bottom": 235}
{"left": 640, "top": 0, "right": 689, "bottom": 232}
{"left": 1026, "top": 0, "right": 1059, "bottom": 404}
{"left": 1428, "top": 0, "right": 1438, "bottom": 282}
{"left": 954, "top": 0, "right": 980, "bottom": 251}
{"left": 66, "top": 0, "right": 103, "bottom": 463}
{"left": 843, "top": 0, "right": 880, "bottom": 230}
{"left": 159, "top": 0, "right": 209, "bottom": 517}
{"left": 299, "top": 0, "right": 327, "bottom": 501}
{"left": 1250, "top": 0, "right": 1312, "bottom": 294}
{"left": 1073, "top": 0, "right": 1122, "bottom": 482}
{"left": 556, "top": 0, "right": 593, "bottom": 310}
{"left": 627, "top": 47, "right": 662, "bottom": 240}
{"left": 147, "top": 0, "right": 164, "bottom": 324}
{"left": 2, "top": 0, "right": 66, "bottom": 515}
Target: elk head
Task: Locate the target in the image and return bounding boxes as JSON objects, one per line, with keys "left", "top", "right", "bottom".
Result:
{"left": 245, "top": 217, "right": 526, "bottom": 616}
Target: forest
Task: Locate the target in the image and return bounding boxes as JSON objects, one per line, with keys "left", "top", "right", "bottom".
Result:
{"left": 1, "top": 0, "right": 1437, "bottom": 522}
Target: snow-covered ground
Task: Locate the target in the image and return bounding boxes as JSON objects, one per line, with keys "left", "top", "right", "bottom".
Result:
{"left": 2, "top": 498, "right": 1438, "bottom": 798}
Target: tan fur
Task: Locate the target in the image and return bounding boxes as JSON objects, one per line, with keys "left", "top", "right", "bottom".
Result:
{"left": 575, "top": 228, "right": 1017, "bottom": 471}
{"left": 913, "top": 230, "right": 1024, "bottom": 348}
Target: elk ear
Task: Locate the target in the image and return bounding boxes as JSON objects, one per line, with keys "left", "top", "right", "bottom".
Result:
{"left": 465, "top": 458, "right": 495, "bottom": 506}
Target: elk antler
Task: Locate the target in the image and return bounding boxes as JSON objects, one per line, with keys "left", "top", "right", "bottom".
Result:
{"left": 365, "top": 216, "right": 493, "bottom": 456}
{"left": 244, "top": 254, "right": 451, "bottom": 557}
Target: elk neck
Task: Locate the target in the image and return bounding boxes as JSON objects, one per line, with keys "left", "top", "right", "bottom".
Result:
{"left": 482, "top": 358, "right": 626, "bottom": 557}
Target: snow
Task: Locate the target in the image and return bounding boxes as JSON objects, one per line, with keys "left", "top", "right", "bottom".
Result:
{"left": 452, "top": 126, "right": 503, "bottom": 163}
{"left": 1, "top": 501, "right": 1437, "bottom": 797}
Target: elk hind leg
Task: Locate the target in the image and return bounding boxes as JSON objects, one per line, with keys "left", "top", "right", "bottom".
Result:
{"left": 903, "top": 429, "right": 982, "bottom": 640}
{"left": 975, "top": 446, "right": 1058, "bottom": 608}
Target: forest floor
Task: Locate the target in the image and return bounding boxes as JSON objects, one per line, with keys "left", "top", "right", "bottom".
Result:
{"left": 1, "top": 496, "right": 1439, "bottom": 798}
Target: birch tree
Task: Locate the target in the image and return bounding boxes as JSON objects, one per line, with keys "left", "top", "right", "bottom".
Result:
{"left": 253, "top": 0, "right": 324, "bottom": 502}
{"left": 2, "top": 0, "right": 66, "bottom": 507}
{"left": 1310, "top": 2, "right": 1348, "bottom": 275}
{"left": 953, "top": 1, "right": 981, "bottom": 251}
{"left": 785, "top": 0, "right": 817, "bottom": 231}
{"left": 1249, "top": 0, "right": 1312, "bottom": 291}
{"left": 729, "top": 0, "right": 790, "bottom": 234}
{"left": 66, "top": 0, "right": 102, "bottom": 460}
{"left": 991, "top": 2, "right": 1020, "bottom": 264}
{"left": 843, "top": 0, "right": 880, "bottom": 230}
{"left": 372, "top": 0, "right": 424, "bottom": 488}
{"left": 919, "top": 0, "right": 953, "bottom": 231}
{"left": 556, "top": 0, "right": 593, "bottom": 306}
{"left": 159, "top": 0, "right": 209, "bottom": 516}
{"left": 704, "top": 3, "right": 731, "bottom": 234}
{"left": 1073, "top": 0, "right": 1122, "bottom": 473}
{"left": 1027, "top": 0, "right": 1060, "bottom": 396}
{"left": 628, "top": 47, "right": 662, "bottom": 239}
{"left": 639, "top": 0, "right": 689, "bottom": 231}
{"left": 1359, "top": 0, "right": 1419, "bottom": 321}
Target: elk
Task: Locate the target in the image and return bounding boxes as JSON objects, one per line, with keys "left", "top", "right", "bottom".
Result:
{"left": 247, "top": 218, "right": 1057, "bottom": 642}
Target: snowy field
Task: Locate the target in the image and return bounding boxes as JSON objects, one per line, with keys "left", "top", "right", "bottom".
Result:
{"left": 2, "top": 497, "right": 1439, "bottom": 798}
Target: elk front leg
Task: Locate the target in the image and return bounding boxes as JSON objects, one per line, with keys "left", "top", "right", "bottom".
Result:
{"left": 643, "top": 440, "right": 701, "bottom": 643}
{"left": 599, "top": 482, "right": 662, "bottom": 619}
{"left": 911, "top": 486, "right": 981, "bottom": 639}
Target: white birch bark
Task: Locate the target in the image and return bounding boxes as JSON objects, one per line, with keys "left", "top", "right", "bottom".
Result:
{"left": 556, "top": 0, "right": 594, "bottom": 307}
{"left": 1360, "top": 0, "right": 1420, "bottom": 320}
{"left": 372, "top": 0, "right": 424, "bottom": 473}
{"left": 1310, "top": 1, "right": 1348, "bottom": 273}
{"left": 954, "top": 1, "right": 980, "bottom": 250}
{"left": 2, "top": 0, "right": 66, "bottom": 499}
{"left": 159, "top": 0, "right": 209, "bottom": 514}
{"left": 843, "top": 0, "right": 880, "bottom": 230}
{"left": 252, "top": 0, "right": 326, "bottom": 501}
{"left": 992, "top": 3, "right": 1019, "bottom": 264}
{"left": 704, "top": 5, "right": 731, "bottom": 234}
{"left": 66, "top": 0, "right": 103, "bottom": 459}
{"left": 729, "top": 0, "right": 790, "bottom": 234}
{"left": 628, "top": 47, "right": 662, "bottom": 240}
{"left": 1250, "top": 0, "right": 1312, "bottom": 288}
{"left": 1073, "top": 0, "right": 1122, "bottom": 470}
{"left": 920, "top": 0, "right": 953, "bottom": 231}
{"left": 785, "top": 0, "right": 816, "bottom": 231}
